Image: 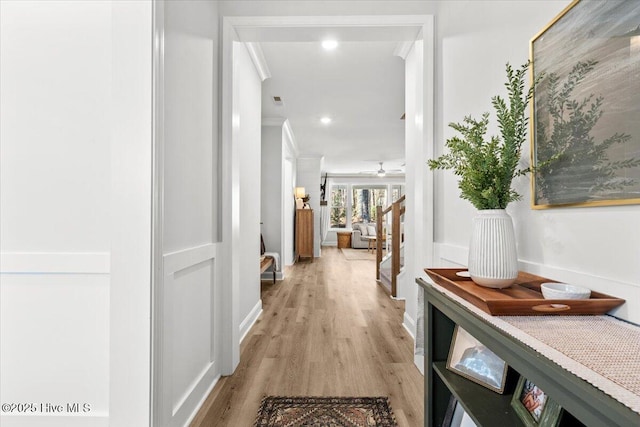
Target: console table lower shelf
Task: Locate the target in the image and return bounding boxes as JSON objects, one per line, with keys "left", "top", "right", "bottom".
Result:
{"left": 417, "top": 276, "right": 640, "bottom": 427}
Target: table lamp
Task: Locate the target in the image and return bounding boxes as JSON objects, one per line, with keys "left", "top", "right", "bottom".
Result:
{"left": 295, "top": 187, "right": 306, "bottom": 209}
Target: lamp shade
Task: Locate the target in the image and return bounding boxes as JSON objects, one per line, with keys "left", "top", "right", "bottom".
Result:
{"left": 295, "top": 187, "right": 306, "bottom": 198}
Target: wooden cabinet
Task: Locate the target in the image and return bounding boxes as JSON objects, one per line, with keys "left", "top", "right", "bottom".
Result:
{"left": 295, "top": 209, "right": 313, "bottom": 261}
{"left": 416, "top": 276, "right": 640, "bottom": 427}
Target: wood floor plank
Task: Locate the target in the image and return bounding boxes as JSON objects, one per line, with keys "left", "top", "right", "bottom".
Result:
{"left": 190, "top": 246, "right": 424, "bottom": 427}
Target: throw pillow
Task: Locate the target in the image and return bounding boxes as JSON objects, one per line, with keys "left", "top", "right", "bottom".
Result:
{"left": 367, "top": 225, "right": 376, "bottom": 236}
{"left": 358, "top": 223, "right": 368, "bottom": 236}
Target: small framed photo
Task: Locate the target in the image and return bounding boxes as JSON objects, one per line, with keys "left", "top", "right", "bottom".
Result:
{"left": 442, "top": 396, "right": 477, "bottom": 427}
{"left": 511, "top": 376, "right": 562, "bottom": 427}
{"left": 446, "top": 326, "right": 508, "bottom": 394}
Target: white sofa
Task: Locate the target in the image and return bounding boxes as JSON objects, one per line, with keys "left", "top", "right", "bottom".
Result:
{"left": 351, "top": 223, "right": 377, "bottom": 249}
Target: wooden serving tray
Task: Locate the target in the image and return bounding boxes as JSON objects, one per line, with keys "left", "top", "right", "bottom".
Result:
{"left": 424, "top": 268, "right": 625, "bottom": 316}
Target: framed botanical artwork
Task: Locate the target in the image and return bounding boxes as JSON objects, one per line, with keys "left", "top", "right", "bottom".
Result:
{"left": 511, "top": 376, "right": 563, "bottom": 427}
{"left": 530, "top": 0, "right": 640, "bottom": 208}
{"left": 446, "top": 325, "right": 508, "bottom": 394}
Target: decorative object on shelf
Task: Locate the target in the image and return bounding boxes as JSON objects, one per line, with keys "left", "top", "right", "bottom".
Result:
{"left": 295, "top": 186, "right": 305, "bottom": 210}
{"left": 467, "top": 209, "right": 518, "bottom": 288}
{"left": 511, "top": 376, "right": 563, "bottom": 427}
{"left": 540, "top": 282, "right": 590, "bottom": 300}
{"left": 442, "top": 396, "right": 477, "bottom": 427}
{"left": 428, "top": 62, "right": 540, "bottom": 288}
{"left": 446, "top": 325, "right": 508, "bottom": 394}
{"left": 531, "top": 0, "right": 640, "bottom": 209}
{"left": 424, "top": 268, "right": 625, "bottom": 316}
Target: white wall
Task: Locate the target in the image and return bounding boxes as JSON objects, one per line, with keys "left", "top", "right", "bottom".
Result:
{"left": 110, "top": 2, "right": 153, "bottom": 426}
{"left": 283, "top": 127, "right": 297, "bottom": 265}
{"left": 398, "top": 38, "right": 425, "bottom": 347}
{"left": 1, "top": 1, "right": 153, "bottom": 426}
{"left": 235, "top": 41, "right": 264, "bottom": 339}
{"left": 157, "top": 2, "right": 221, "bottom": 426}
{"left": 261, "top": 120, "right": 298, "bottom": 274}
{"left": 164, "top": 1, "right": 218, "bottom": 252}
{"left": 297, "top": 157, "right": 323, "bottom": 257}
{"left": 261, "top": 123, "right": 284, "bottom": 270}
{"left": 431, "top": 1, "right": 640, "bottom": 323}
{"left": 0, "top": 2, "right": 111, "bottom": 426}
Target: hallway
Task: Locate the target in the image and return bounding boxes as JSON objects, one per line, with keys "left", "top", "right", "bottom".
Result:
{"left": 191, "top": 247, "right": 424, "bottom": 426}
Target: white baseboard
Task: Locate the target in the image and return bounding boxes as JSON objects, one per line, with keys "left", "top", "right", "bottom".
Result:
{"left": 239, "top": 300, "right": 263, "bottom": 344}
{"left": 414, "top": 354, "right": 424, "bottom": 375}
{"left": 403, "top": 311, "right": 416, "bottom": 341}
{"left": 261, "top": 271, "right": 284, "bottom": 281}
{"left": 182, "top": 373, "right": 221, "bottom": 427}
{"left": 402, "top": 312, "right": 424, "bottom": 375}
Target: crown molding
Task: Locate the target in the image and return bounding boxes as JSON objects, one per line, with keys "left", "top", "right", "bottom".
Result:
{"left": 245, "top": 42, "right": 271, "bottom": 81}
{"left": 393, "top": 41, "right": 414, "bottom": 60}
{"left": 262, "top": 117, "right": 286, "bottom": 127}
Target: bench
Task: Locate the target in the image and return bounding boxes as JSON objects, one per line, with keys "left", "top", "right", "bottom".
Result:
{"left": 260, "top": 256, "right": 276, "bottom": 284}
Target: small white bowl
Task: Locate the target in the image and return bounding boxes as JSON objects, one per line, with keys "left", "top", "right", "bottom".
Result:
{"left": 541, "top": 282, "right": 591, "bottom": 300}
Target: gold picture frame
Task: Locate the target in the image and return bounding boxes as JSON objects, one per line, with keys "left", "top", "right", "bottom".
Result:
{"left": 530, "top": 0, "right": 640, "bottom": 208}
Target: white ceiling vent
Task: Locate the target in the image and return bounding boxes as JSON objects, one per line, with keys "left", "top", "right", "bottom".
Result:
{"left": 273, "top": 96, "right": 283, "bottom": 106}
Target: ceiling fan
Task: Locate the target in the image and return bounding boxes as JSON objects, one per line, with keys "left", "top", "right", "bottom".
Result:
{"left": 360, "top": 162, "right": 403, "bottom": 177}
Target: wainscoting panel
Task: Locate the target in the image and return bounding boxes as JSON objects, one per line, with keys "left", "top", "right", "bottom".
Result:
{"left": 0, "top": 252, "right": 110, "bottom": 274}
{"left": 0, "top": 415, "right": 108, "bottom": 427}
{"left": 161, "top": 243, "right": 220, "bottom": 427}
{"left": 0, "top": 273, "right": 110, "bottom": 425}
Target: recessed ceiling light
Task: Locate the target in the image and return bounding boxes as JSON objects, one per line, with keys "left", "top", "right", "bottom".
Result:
{"left": 322, "top": 40, "right": 338, "bottom": 50}
{"left": 320, "top": 117, "right": 332, "bottom": 125}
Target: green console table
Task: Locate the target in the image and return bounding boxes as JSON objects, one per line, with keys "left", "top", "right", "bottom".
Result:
{"left": 417, "top": 276, "right": 640, "bottom": 427}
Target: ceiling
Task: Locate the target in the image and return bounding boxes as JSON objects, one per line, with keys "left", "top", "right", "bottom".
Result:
{"left": 260, "top": 41, "right": 406, "bottom": 175}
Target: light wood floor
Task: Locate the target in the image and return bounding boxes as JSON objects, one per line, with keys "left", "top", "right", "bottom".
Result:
{"left": 191, "top": 246, "right": 424, "bottom": 426}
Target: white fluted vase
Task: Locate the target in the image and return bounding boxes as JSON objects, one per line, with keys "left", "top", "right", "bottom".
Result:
{"left": 468, "top": 209, "right": 518, "bottom": 288}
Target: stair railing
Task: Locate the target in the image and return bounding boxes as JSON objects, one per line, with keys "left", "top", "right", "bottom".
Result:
{"left": 376, "top": 194, "right": 405, "bottom": 296}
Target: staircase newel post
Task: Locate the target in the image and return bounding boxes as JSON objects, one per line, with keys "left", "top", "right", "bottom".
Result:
{"left": 391, "top": 200, "right": 401, "bottom": 297}
{"left": 376, "top": 205, "right": 382, "bottom": 280}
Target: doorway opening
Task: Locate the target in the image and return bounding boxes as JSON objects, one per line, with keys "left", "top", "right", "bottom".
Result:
{"left": 220, "top": 15, "right": 435, "bottom": 376}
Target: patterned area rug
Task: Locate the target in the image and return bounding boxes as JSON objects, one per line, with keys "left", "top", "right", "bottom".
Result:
{"left": 340, "top": 248, "right": 376, "bottom": 261}
{"left": 254, "top": 396, "right": 397, "bottom": 426}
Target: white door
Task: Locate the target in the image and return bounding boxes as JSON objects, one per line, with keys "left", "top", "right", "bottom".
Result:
{"left": 284, "top": 158, "right": 295, "bottom": 265}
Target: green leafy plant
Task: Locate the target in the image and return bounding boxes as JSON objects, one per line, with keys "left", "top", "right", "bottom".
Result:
{"left": 535, "top": 60, "right": 640, "bottom": 204}
{"left": 428, "top": 62, "right": 539, "bottom": 210}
